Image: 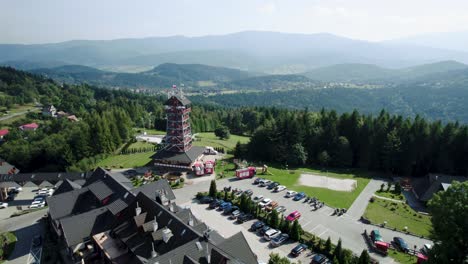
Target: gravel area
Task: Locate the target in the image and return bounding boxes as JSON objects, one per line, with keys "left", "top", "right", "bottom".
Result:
{"left": 299, "top": 174, "right": 357, "bottom": 192}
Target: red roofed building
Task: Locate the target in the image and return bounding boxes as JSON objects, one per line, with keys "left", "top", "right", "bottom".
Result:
{"left": 19, "top": 122, "right": 39, "bottom": 131}
{"left": 0, "top": 129, "right": 8, "bottom": 139}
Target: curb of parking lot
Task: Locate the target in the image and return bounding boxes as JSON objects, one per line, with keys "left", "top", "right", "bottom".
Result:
{"left": 360, "top": 217, "right": 429, "bottom": 240}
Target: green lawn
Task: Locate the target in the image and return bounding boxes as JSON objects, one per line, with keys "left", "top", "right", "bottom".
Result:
{"left": 96, "top": 152, "right": 154, "bottom": 169}
{"left": 127, "top": 141, "right": 156, "bottom": 150}
{"left": 215, "top": 157, "right": 237, "bottom": 179}
{"left": 259, "top": 166, "right": 371, "bottom": 209}
{"left": 388, "top": 249, "right": 418, "bottom": 264}
{"left": 375, "top": 190, "right": 405, "bottom": 201}
{"left": 364, "top": 197, "right": 432, "bottom": 237}
{"left": 192, "top": 132, "right": 250, "bottom": 150}
{"left": 0, "top": 232, "right": 17, "bottom": 262}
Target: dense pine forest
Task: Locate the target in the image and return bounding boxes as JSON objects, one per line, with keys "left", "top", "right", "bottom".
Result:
{"left": 0, "top": 66, "right": 467, "bottom": 177}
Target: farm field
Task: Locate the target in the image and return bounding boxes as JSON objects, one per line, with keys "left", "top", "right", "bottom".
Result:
{"left": 258, "top": 166, "right": 371, "bottom": 209}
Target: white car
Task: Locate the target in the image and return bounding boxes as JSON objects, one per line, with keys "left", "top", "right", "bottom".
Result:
{"left": 285, "top": 190, "right": 297, "bottom": 198}
{"left": 29, "top": 203, "right": 45, "bottom": 209}
{"left": 259, "top": 180, "right": 272, "bottom": 187}
{"left": 264, "top": 229, "right": 281, "bottom": 241}
{"left": 275, "top": 185, "right": 286, "bottom": 192}
{"left": 252, "top": 195, "right": 264, "bottom": 203}
{"left": 259, "top": 198, "right": 272, "bottom": 208}
{"left": 0, "top": 202, "right": 8, "bottom": 209}
{"left": 37, "top": 189, "right": 53, "bottom": 196}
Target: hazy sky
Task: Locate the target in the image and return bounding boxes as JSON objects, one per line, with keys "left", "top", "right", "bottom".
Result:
{"left": 1, "top": 0, "right": 468, "bottom": 44}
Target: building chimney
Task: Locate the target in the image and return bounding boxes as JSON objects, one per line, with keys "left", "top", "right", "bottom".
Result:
{"left": 151, "top": 242, "right": 157, "bottom": 258}
{"left": 162, "top": 227, "right": 173, "bottom": 243}
{"left": 206, "top": 245, "right": 211, "bottom": 264}
{"left": 152, "top": 216, "right": 158, "bottom": 232}
{"left": 188, "top": 212, "right": 194, "bottom": 226}
{"left": 135, "top": 202, "right": 141, "bottom": 216}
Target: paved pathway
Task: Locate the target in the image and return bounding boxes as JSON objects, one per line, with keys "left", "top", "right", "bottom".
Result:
{"left": 373, "top": 194, "right": 405, "bottom": 203}
{"left": 0, "top": 209, "right": 47, "bottom": 264}
{"left": 347, "top": 178, "right": 386, "bottom": 219}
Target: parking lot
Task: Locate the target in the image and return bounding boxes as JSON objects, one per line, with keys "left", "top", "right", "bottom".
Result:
{"left": 175, "top": 176, "right": 432, "bottom": 264}
{"left": 0, "top": 187, "right": 44, "bottom": 220}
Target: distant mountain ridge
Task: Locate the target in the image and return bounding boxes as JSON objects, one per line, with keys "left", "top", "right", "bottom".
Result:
{"left": 303, "top": 60, "right": 468, "bottom": 82}
{"left": 29, "top": 63, "right": 255, "bottom": 89}
{"left": 2, "top": 31, "right": 468, "bottom": 73}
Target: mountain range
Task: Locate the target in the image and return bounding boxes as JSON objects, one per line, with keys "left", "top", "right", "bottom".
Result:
{"left": 22, "top": 60, "right": 467, "bottom": 90}
{"left": 2, "top": 31, "right": 468, "bottom": 74}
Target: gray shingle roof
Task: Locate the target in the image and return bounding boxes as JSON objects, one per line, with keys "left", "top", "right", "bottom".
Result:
{"left": 152, "top": 146, "right": 205, "bottom": 165}
{"left": 216, "top": 232, "right": 257, "bottom": 264}
{"left": 132, "top": 180, "right": 175, "bottom": 201}
{"left": 60, "top": 207, "right": 114, "bottom": 247}
{"left": 88, "top": 181, "right": 114, "bottom": 201}
{"left": 107, "top": 198, "right": 129, "bottom": 215}
{"left": 165, "top": 95, "right": 191, "bottom": 107}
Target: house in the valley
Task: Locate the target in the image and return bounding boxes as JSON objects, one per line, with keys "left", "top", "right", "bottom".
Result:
{"left": 19, "top": 122, "right": 39, "bottom": 131}
{"left": 42, "top": 105, "right": 57, "bottom": 117}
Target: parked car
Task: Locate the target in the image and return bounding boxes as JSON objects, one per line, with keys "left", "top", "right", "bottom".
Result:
{"left": 6, "top": 193, "right": 16, "bottom": 201}
{"left": 274, "top": 185, "right": 286, "bottom": 192}
{"left": 311, "top": 253, "right": 329, "bottom": 263}
{"left": 267, "top": 182, "right": 279, "bottom": 190}
{"left": 270, "top": 233, "right": 289, "bottom": 247}
{"left": 264, "top": 229, "right": 281, "bottom": 241}
{"left": 233, "top": 189, "right": 243, "bottom": 197}
{"left": 209, "top": 199, "right": 223, "bottom": 209}
{"left": 230, "top": 210, "right": 242, "bottom": 219}
{"left": 258, "top": 225, "right": 271, "bottom": 235}
{"left": 218, "top": 202, "right": 232, "bottom": 211}
{"left": 8, "top": 187, "right": 22, "bottom": 193}
{"left": 393, "top": 237, "right": 409, "bottom": 252}
{"left": 224, "top": 205, "right": 239, "bottom": 215}
{"left": 252, "top": 195, "right": 264, "bottom": 203}
{"left": 199, "top": 196, "right": 214, "bottom": 204}
{"left": 293, "top": 192, "right": 306, "bottom": 201}
{"left": 370, "top": 230, "right": 383, "bottom": 242}
{"left": 243, "top": 189, "right": 253, "bottom": 196}
{"left": 237, "top": 213, "right": 253, "bottom": 223}
{"left": 253, "top": 178, "right": 263, "bottom": 185}
{"left": 420, "top": 244, "right": 432, "bottom": 256}
{"left": 259, "top": 180, "right": 272, "bottom": 187}
{"left": 275, "top": 206, "right": 287, "bottom": 213}
{"left": 29, "top": 200, "right": 46, "bottom": 208}
{"left": 265, "top": 201, "right": 279, "bottom": 211}
{"left": 290, "top": 244, "right": 307, "bottom": 256}
{"left": 250, "top": 221, "right": 265, "bottom": 231}
{"left": 37, "top": 189, "right": 53, "bottom": 196}
{"left": 0, "top": 202, "right": 8, "bottom": 209}
{"left": 285, "top": 190, "right": 297, "bottom": 198}
{"left": 286, "top": 211, "right": 301, "bottom": 221}
{"left": 259, "top": 198, "right": 272, "bottom": 208}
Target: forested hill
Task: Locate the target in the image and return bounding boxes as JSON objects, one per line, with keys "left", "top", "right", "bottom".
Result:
{"left": 29, "top": 63, "right": 254, "bottom": 89}
{"left": 0, "top": 67, "right": 223, "bottom": 172}
{"left": 303, "top": 61, "right": 468, "bottom": 83}
{"left": 190, "top": 79, "right": 468, "bottom": 123}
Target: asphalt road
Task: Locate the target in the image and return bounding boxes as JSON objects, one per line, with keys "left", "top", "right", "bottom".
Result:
{"left": 174, "top": 176, "right": 432, "bottom": 264}
{"left": 0, "top": 110, "right": 30, "bottom": 122}
{"left": 0, "top": 209, "right": 46, "bottom": 264}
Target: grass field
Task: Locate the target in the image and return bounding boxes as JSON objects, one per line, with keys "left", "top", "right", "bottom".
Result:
{"left": 192, "top": 132, "right": 250, "bottom": 150}
{"left": 0, "top": 232, "right": 17, "bottom": 262}
{"left": 376, "top": 190, "right": 405, "bottom": 201}
{"left": 388, "top": 249, "right": 418, "bottom": 264}
{"left": 127, "top": 141, "right": 156, "bottom": 150}
{"left": 96, "top": 152, "right": 154, "bottom": 169}
{"left": 259, "top": 166, "right": 371, "bottom": 209}
{"left": 364, "top": 197, "right": 432, "bottom": 237}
